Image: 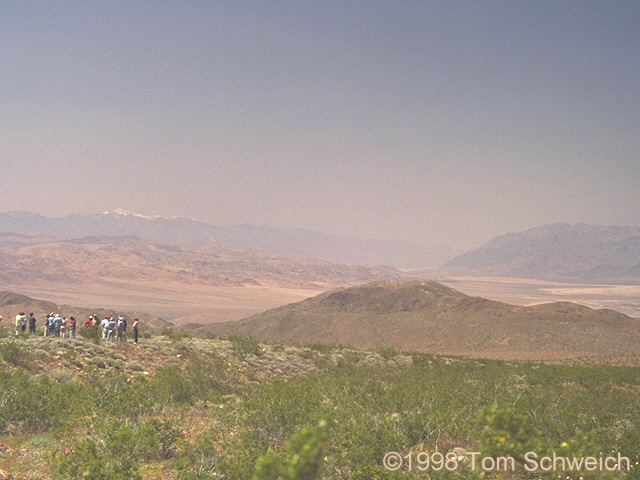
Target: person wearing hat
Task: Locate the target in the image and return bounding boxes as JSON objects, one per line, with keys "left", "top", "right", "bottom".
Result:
{"left": 101, "top": 316, "right": 110, "bottom": 339}
{"left": 107, "top": 316, "right": 117, "bottom": 341}
{"left": 116, "top": 316, "right": 126, "bottom": 341}
{"left": 53, "top": 314, "right": 63, "bottom": 337}
{"left": 47, "top": 313, "right": 55, "bottom": 336}
{"left": 28, "top": 313, "right": 37, "bottom": 336}
{"left": 15, "top": 312, "right": 26, "bottom": 335}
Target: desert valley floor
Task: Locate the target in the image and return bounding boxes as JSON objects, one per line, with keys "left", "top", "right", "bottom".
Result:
{"left": 3, "top": 274, "right": 640, "bottom": 323}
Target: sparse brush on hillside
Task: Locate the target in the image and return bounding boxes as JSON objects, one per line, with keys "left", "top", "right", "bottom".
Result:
{"left": 208, "top": 280, "right": 640, "bottom": 360}
{"left": 1, "top": 325, "right": 640, "bottom": 479}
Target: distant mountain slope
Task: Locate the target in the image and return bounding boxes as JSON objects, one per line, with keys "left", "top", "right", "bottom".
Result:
{"left": 0, "top": 234, "right": 410, "bottom": 289}
{"left": 0, "top": 291, "right": 172, "bottom": 332}
{"left": 443, "top": 223, "right": 640, "bottom": 283}
{"left": 0, "top": 210, "right": 455, "bottom": 268}
{"left": 208, "top": 280, "right": 639, "bottom": 360}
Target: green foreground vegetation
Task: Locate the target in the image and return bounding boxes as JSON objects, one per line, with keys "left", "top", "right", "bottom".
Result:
{"left": 1, "top": 326, "right": 640, "bottom": 479}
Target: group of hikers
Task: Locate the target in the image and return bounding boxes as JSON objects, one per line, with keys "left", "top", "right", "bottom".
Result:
{"left": 2, "top": 312, "right": 140, "bottom": 343}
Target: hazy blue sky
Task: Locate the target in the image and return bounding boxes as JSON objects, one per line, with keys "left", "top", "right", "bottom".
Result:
{"left": 2, "top": 1, "right": 639, "bottom": 250}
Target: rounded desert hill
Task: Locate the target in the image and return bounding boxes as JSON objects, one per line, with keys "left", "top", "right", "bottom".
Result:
{"left": 208, "top": 280, "right": 640, "bottom": 361}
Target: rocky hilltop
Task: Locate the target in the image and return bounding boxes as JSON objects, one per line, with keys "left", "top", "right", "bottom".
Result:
{"left": 208, "top": 280, "right": 639, "bottom": 361}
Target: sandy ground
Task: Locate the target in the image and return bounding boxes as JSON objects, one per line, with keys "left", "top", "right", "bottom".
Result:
{"left": 1, "top": 279, "right": 321, "bottom": 321}
{"left": 432, "top": 274, "right": 640, "bottom": 319}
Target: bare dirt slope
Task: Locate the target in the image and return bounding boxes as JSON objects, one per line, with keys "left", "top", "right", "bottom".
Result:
{"left": 0, "top": 234, "right": 414, "bottom": 319}
{"left": 208, "top": 280, "right": 640, "bottom": 362}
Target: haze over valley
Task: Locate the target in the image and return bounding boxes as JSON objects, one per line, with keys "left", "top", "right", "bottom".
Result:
{"left": 2, "top": 4, "right": 640, "bottom": 479}
{"left": 1, "top": 210, "right": 639, "bottom": 335}
{"left": 1, "top": 0, "right": 638, "bottom": 356}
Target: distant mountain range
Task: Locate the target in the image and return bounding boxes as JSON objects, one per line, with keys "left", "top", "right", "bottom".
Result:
{"left": 0, "top": 234, "right": 410, "bottom": 289}
{"left": 3, "top": 212, "right": 640, "bottom": 284}
{"left": 443, "top": 223, "right": 640, "bottom": 283}
{"left": 0, "top": 210, "right": 455, "bottom": 268}
{"left": 206, "top": 280, "right": 640, "bottom": 360}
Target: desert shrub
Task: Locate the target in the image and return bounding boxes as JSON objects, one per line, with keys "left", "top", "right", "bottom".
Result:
{"left": 475, "top": 404, "right": 624, "bottom": 480}
{"left": 476, "top": 405, "right": 542, "bottom": 463}
{"left": 62, "top": 348, "right": 78, "bottom": 360}
{"left": 338, "top": 349, "right": 361, "bottom": 365}
{"left": 185, "top": 357, "right": 238, "bottom": 394}
{"left": 0, "top": 339, "right": 33, "bottom": 368}
{"left": 79, "top": 324, "right": 101, "bottom": 342}
{"left": 71, "top": 359, "right": 84, "bottom": 369}
{"left": 242, "top": 376, "right": 329, "bottom": 444}
{"left": 162, "top": 328, "right": 191, "bottom": 341}
{"left": 252, "top": 422, "right": 327, "bottom": 480}
{"left": 174, "top": 339, "right": 194, "bottom": 358}
{"left": 409, "top": 352, "right": 434, "bottom": 367}
{"left": 150, "top": 365, "right": 203, "bottom": 405}
{"left": 34, "top": 348, "right": 51, "bottom": 360}
{"left": 128, "top": 361, "right": 144, "bottom": 371}
{"left": 25, "top": 434, "right": 55, "bottom": 449}
{"left": 347, "top": 463, "right": 419, "bottom": 480}
{"left": 376, "top": 346, "right": 399, "bottom": 360}
{"left": 228, "top": 335, "right": 261, "bottom": 358}
{"left": 50, "top": 368, "right": 73, "bottom": 383}
{"left": 0, "top": 369, "right": 90, "bottom": 434}
{"left": 108, "top": 358, "right": 124, "bottom": 369}
{"left": 181, "top": 474, "right": 218, "bottom": 480}
{"left": 54, "top": 418, "right": 180, "bottom": 480}
{"left": 303, "top": 342, "right": 338, "bottom": 353}
{"left": 174, "top": 426, "right": 220, "bottom": 477}
{"left": 91, "top": 373, "right": 152, "bottom": 418}
{"left": 5, "top": 337, "right": 640, "bottom": 479}
{"left": 90, "top": 357, "right": 107, "bottom": 369}
{"left": 220, "top": 364, "right": 424, "bottom": 478}
{"left": 84, "top": 344, "right": 102, "bottom": 355}
{"left": 104, "top": 418, "right": 180, "bottom": 461}
{"left": 53, "top": 437, "right": 115, "bottom": 480}
{"left": 215, "top": 361, "right": 514, "bottom": 478}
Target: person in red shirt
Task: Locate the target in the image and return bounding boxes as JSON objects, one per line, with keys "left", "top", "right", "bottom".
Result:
{"left": 133, "top": 318, "right": 139, "bottom": 344}
{"left": 68, "top": 316, "right": 77, "bottom": 339}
